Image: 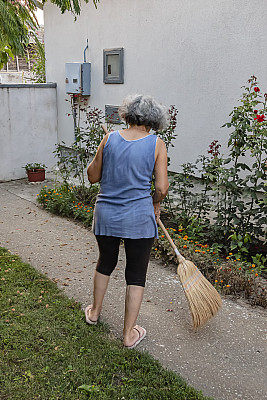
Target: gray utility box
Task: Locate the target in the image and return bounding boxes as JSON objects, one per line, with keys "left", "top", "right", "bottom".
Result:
{"left": 65, "top": 62, "right": 91, "bottom": 95}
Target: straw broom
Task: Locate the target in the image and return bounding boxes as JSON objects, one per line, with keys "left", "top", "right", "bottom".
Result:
{"left": 158, "top": 219, "right": 222, "bottom": 330}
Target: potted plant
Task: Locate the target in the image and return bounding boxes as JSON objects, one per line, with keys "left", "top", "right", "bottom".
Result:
{"left": 23, "top": 163, "right": 46, "bottom": 182}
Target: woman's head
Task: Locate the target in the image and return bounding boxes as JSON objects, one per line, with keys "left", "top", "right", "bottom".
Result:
{"left": 119, "top": 94, "right": 168, "bottom": 131}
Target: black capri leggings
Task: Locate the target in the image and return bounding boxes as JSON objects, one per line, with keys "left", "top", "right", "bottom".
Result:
{"left": 95, "top": 235, "right": 155, "bottom": 287}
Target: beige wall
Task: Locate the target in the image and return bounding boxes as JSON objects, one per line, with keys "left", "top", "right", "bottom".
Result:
{"left": 44, "top": 0, "right": 267, "bottom": 172}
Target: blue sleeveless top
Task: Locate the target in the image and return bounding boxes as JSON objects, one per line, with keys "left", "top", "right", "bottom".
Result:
{"left": 92, "top": 130, "right": 159, "bottom": 239}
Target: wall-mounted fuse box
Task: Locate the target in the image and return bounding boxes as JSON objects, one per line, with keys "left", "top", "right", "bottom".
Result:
{"left": 65, "top": 62, "right": 91, "bottom": 95}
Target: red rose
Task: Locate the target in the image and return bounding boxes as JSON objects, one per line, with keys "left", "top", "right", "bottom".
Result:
{"left": 254, "top": 110, "right": 258, "bottom": 114}
{"left": 254, "top": 87, "right": 260, "bottom": 92}
{"left": 254, "top": 114, "right": 265, "bottom": 122}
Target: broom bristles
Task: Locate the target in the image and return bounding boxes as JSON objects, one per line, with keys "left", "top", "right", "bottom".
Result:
{"left": 177, "top": 258, "right": 222, "bottom": 330}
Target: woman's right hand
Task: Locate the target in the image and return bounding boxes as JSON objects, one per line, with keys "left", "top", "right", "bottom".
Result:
{"left": 153, "top": 202, "right": 161, "bottom": 223}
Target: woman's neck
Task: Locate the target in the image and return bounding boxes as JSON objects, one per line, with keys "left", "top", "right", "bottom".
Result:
{"left": 128, "top": 125, "right": 151, "bottom": 134}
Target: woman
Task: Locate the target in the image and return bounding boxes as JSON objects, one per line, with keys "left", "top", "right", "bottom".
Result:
{"left": 86, "top": 94, "right": 169, "bottom": 349}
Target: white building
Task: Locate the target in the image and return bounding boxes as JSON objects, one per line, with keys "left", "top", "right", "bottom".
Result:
{"left": 44, "top": 0, "right": 267, "bottom": 172}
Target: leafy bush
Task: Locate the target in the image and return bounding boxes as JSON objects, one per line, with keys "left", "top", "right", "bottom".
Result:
{"left": 54, "top": 95, "right": 116, "bottom": 200}
{"left": 37, "top": 184, "right": 99, "bottom": 227}
{"left": 152, "top": 211, "right": 266, "bottom": 308}
{"left": 164, "top": 76, "right": 266, "bottom": 266}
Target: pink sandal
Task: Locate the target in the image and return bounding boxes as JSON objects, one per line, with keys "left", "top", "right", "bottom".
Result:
{"left": 124, "top": 326, "right": 146, "bottom": 349}
{"left": 84, "top": 305, "right": 98, "bottom": 325}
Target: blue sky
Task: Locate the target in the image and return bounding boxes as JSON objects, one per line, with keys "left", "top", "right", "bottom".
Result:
{"left": 36, "top": 9, "right": 44, "bottom": 25}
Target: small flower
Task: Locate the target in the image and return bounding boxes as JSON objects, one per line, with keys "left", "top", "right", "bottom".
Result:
{"left": 226, "top": 257, "right": 230, "bottom": 259}
{"left": 254, "top": 114, "right": 265, "bottom": 122}
{"left": 254, "top": 110, "right": 258, "bottom": 114}
{"left": 183, "top": 245, "right": 187, "bottom": 249}
{"left": 220, "top": 280, "right": 223, "bottom": 283}
{"left": 255, "top": 273, "right": 258, "bottom": 277}
{"left": 229, "top": 253, "right": 232, "bottom": 255}
{"left": 252, "top": 264, "right": 255, "bottom": 268}
{"left": 226, "top": 285, "right": 230, "bottom": 287}
{"left": 215, "top": 280, "right": 218, "bottom": 283}
{"left": 239, "top": 267, "right": 242, "bottom": 270}
{"left": 254, "top": 87, "right": 260, "bottom": 92}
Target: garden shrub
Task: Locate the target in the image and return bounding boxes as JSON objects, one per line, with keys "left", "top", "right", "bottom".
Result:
{"left": 164, "top": 76, "right": 266, "bottom": 270}
{"left": 37, "top": 184, "right": 98, "bottom": 227}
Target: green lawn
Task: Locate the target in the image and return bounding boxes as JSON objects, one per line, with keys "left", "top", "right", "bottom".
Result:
{"left": 0, "top": 247, "right": 213, "bottom": 400}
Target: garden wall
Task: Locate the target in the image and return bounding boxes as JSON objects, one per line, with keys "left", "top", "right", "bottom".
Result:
{"left": 0, "top": 83, "right": 58, "bottom": 181}
{"left": 43, "top": 0, "right": 267, "bottom": 173}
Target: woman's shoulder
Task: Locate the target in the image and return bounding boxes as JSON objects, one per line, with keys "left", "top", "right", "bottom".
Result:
{"left": 155, "top": 136, "right": 166, "bottom": 148}
{"left": 154, "top": 136, "right": 167, "bottom": 160}
{"left": 103, "top": 130, "right": 119, "bottom": 148}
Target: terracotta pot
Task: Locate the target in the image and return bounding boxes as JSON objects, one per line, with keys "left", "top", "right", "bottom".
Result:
{"left": 27, "top": 169, "right": 45, "bottom": 182}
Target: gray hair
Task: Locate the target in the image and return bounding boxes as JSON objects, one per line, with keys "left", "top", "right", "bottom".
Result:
{"left": 118, "top": 94, "right": 169, "bottom": 131}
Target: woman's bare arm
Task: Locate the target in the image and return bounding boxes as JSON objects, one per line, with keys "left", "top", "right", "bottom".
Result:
{"left": 87, "top": 133, "right": 109, "bottom": 184}
{"left": 152, "top": 138, "right": 169, "bottom": 204}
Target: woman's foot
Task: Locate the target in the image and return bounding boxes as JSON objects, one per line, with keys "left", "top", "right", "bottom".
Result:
{"left": 123, "top": 325, "right": 146, "bottom": 348}
{"left": 85, "top": 305, "right": 100, "bottom": 325}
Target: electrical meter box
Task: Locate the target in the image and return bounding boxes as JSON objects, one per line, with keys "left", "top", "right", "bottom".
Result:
{"left": 65, "top": 62, "right": 91, "bottom": 95}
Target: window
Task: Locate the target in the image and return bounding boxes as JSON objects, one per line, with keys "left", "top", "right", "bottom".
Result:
{"left": 103, "top": 48, "right": 124, "bottom": 84}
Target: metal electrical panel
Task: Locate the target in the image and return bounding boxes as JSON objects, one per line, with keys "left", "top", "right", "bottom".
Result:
{"left": 105, "top": 105, "right": 121, "bottom": 124}
{"left": 103, "top": 48, "right": 124, "bottom": 84}
{"left": 65, "top": 62, "right": 91, "bottom": 95}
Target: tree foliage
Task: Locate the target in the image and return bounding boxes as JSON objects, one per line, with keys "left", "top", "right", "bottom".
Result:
{"left": 0, "top": 0, "right": 99, "bottom": 69}
{"left": 30, "top": 40, "right": 46, "bottom": 82}
{"left": 49, "top": 0, "right": 100, "bottom": 16}
{"left": 0, "top": 0, "right": 38, "bottom": 68}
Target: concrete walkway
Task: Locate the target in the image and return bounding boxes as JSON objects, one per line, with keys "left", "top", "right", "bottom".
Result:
{"left": 0, "top": 178, "right": 266, "bottom": 400}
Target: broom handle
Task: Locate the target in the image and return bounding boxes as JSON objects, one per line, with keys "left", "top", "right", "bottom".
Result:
{"left": 158, "top": 218, "right": 185, "bottom": 260}
{"left": 101, "top": 125, "right": 183, "bottom": 260}
{"left": 101, "top": 124, "right": 109, "bottom": 134}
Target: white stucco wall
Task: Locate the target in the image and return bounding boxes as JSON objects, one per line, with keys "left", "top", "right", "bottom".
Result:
{"left": 0, "top": 84, "right": 58, "bottom": 181}
{"left": 44, "top": 0, "right": 267, "bottom": 172}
